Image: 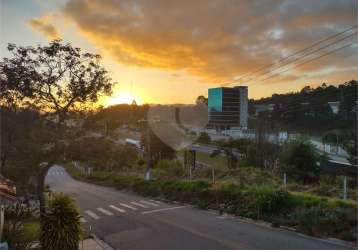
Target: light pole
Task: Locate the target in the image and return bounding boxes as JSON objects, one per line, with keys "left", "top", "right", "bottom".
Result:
{"left": 0, "top": 204, "right": 4, "bottom": 243}
{"left": 138, "top": 119, "right": 153, "bottom": 181}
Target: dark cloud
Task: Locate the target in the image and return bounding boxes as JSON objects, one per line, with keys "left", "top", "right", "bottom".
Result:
{"left": 61, "top": 0, "right": 357, "bottom": 83}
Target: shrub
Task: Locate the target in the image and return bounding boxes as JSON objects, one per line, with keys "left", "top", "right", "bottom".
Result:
{"left": 132, "top": 180, "right": 161, "bottom": 197}
{"left": 154, "top": 159, "right": 185, "bottom": 179}
{"left": 41, "top": 193, "right": 82, "bottom": 250}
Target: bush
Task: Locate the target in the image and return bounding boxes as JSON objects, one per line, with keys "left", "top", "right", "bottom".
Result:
{"left": 41, "top": 193, "right": 82, "bottom": 250}
{"left": 280, "top": 140, "right": 320, "bottom": 184}
{"left": 154, "top": 159, "right": 185, "bottom": 179}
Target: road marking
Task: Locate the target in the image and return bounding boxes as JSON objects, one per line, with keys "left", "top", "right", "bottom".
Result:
{"left": 149, "top": 199, "right": 161, "bottom": 204}
{"left": 119, "top": 203, "right": 138, "bottom": 210}
{"left": 109, "top": 205, "right": 126, "bottom": 213}
{"left": 142, "top": 206, "right": 187, "bottom": 215}
{"left": 80, "top": 217, "right": 87, "bottom": 223}
{"left": 85, "top": 210, "right": 100, "bottom": 220}
{"left": 140, "top": 200, "right": 159, "bottom": 206}
{"left": 130, "top": 202, "right": 149, "bottom": 208}
{"left": 97, "top": 207, "right": 113, "bottom": 216}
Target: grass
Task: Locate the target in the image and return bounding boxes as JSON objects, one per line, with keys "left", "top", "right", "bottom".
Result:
{"left": 22, "top": 221, "right": 40, "bottom": 242}
{"left": 177, "top": 150, "right": 227, "bottom": 168}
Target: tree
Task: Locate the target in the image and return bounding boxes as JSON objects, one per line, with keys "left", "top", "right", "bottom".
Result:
{"left": 196, "top": 132, "right": 211, "bottom": 144}
{"left": 280, "top": 140, "right": 320, "bottom": 184}
{"left": 0, "top": 40, "right": 116, "bottom": 217}
{"left": 0, "top": 40, "right": 115, "bottom": 124}
{"left": 41, "top": 193, "right": 81, "bottom": 250}
{"left": 195, "top": 95, "right": 208, "bottom": 105}
{"left": 65, "top": 137, "right": 137, "bottom": 171}
{"left": 141, "top": 127, "right": 176, "bottom": 165}
{"left": 210, "top": 141, "right": 238, "bottom": 169}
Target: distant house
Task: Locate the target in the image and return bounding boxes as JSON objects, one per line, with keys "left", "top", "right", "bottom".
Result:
{"left": 254, "top": 104, "right": 275, "bottom": 116}
{"left": 0, "top": 176, "right": 16, "bottom": 205}
{"left": 327, "top": 101, "right": 340, "bottom": 114}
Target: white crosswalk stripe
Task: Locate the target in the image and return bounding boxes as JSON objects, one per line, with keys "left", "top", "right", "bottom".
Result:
{"left": 149, "top": 199, "right": 161, "bottom": 204}
{"left": 80, "top": 217, "right": 87, "bottom": 223}
{"left": 85, "top": 210, "right": 100, "bottom": 220}
{"left": 119, "top": 203, "right": 138, "bottom": 210}
{"left": 97, "top": 207, "right": 113, "bottom": 216}
{"left": 140, "top": 200, "right": 159, "bottom": 206}
{"left": 130, "top": 202, "right": 149, "bottom": 208}
{"left": 109, "top": 205, "right": 126, "bottom": 213}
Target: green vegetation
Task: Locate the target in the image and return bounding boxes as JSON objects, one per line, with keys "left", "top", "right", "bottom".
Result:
{"left": 196, "top": 132, "right": 211, "bottom": 144}
{"left": 65, "top": 164, "right": 357, "bottom": 241}
{"left": 280, "top": 140, "right": 320, "bottom": 184}
{"left": 3, "top": 204, "right": 40, "bottom": 249}
{"left": 41, "top": 193, "right": 82, "bottom": 250}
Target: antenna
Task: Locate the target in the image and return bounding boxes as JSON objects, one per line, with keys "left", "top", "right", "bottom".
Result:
{"left": 130, "top": 81, "right": 137, "bottom": 106}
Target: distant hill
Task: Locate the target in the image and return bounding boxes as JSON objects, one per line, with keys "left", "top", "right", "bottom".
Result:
{"left": 249, "top": 80, "right": 357, "bottom": 134}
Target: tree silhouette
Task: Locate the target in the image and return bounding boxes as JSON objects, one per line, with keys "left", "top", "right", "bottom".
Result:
{"left": 0, "top": 39, "right": 115, "bottom": 123}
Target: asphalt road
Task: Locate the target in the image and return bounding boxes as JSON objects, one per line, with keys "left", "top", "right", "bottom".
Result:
{"left": 45, "top": 165, "right": 353, "bottom": 250}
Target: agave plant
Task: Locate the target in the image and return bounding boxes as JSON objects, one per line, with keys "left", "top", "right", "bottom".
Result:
{"left": 41, "top": 193, "right": 81, "bottom": 250}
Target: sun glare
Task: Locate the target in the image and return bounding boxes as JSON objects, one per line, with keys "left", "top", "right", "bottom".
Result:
{"left": 106, "top": 92, "right": 142, "bottom": 106}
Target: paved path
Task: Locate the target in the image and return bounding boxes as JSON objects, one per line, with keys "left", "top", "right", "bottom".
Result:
{"left": 45, "top": 166, "right": 354, "bottom": 250}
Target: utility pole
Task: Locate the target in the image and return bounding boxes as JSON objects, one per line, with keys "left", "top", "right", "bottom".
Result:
{"left": 188, "top": 150, "right": 196, "bottom": 180}
{"left": 139, "top": 119, "right": 153, "bottom": 181}
{"left": 0, "top": 205, "right": 4, "bottom": 243}
{"left": 144, "top": 122, "right": 152, "bottom": 181}
{"left": 343, "top": 176, "right": 347, "bottom": 200}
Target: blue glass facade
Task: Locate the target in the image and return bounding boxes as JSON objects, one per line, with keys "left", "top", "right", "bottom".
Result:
{"left": 208, "top": 88, "right": 222, "bottom": 112}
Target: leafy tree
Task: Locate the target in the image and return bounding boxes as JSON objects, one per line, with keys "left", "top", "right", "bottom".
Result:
{"left": 195, "top": 95, "right": 208, "bottom": 105}
{"left": 0, "top": 40, "right": 115, "bottom": 216}
{"left": 0, "top": 40, "right": 115, "bottom": 124}
{"left": 210, "top": 141, "right": 238, "bottom": 169}
{"left": 65, "top": 137, "right": 137, "bottom": 171}
{"left": 280, "top": 140, "right": 320, "bottom": 184}
{"left": 141, "top": 128, "right": 176, "bottom": 165}
{"left": 196, "top": 132, "right": 211, "bottom": 144}
{"left": 41, "top": 193, "right": 81, "bottom": 250}
{"left": 342, "top": 130, "right": 357, "bottom": 165}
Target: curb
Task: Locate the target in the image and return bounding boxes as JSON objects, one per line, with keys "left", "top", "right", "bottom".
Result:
{"left": 91, "top": 234, "right": 114, "bottom": 250}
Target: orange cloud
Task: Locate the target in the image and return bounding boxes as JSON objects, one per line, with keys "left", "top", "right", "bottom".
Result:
{"left": 29, "top": 15, "right": 60, "bottom": 40}
{"left": 59, "top": 0, "right": 356, "bottom": 85}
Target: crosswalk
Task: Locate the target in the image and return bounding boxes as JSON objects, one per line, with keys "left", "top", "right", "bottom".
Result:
{"left": 80, "top": 199, "right": 166, "bottom": 223}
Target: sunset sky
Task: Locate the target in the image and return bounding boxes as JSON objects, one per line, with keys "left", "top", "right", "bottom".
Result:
{"left": 1, "top": 0, "right": 357, "bottom": 105}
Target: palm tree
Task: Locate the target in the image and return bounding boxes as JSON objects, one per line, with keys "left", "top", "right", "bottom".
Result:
{"left": 41, "top": 193, "right": 81, "bottom": 250}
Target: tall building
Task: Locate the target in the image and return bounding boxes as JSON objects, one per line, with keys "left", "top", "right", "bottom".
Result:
{"left": 208, "top": 86, "right": 248, "bottom": 130}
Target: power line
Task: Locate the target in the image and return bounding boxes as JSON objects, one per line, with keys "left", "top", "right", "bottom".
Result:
{"left": 248, "top": 32, "right": 358, "bottom": 81}
{"left": 247, "top": 32, "right": 358, "bottom": 83}
{"left": 259, "top": 40, "right": 358, "bottom": 83}
{"left": 238, "top": 25, "right": 358, "bottom": 80}
{"left": 222, "top": 25, "right": 358, "bottom": 87}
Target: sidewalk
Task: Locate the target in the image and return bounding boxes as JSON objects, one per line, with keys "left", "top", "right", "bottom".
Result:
{"left": 80, "top": 235, "right": 114, "bottom": 250}
{"left": 80, "top": 239, "right": 103, "bottom": 250}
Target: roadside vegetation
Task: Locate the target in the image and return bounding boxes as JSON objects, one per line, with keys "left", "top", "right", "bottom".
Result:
{"left": 66, "top": 162, "right": 357, "bottom": 241}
